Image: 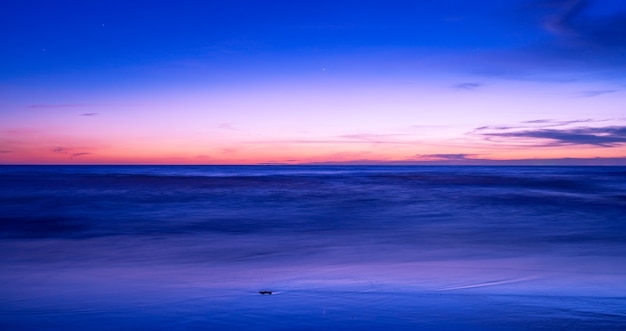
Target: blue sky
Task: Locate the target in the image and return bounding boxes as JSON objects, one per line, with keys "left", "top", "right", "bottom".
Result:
{"left": 1, "top": 0, "right": 625, "bottom": 164}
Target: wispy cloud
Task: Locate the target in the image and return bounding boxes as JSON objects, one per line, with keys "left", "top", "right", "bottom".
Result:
{"left": 28, "top": 102, "right": 146, "bottom": 110}
{"left": 408, "top": 124, "right": 450, "bottom": 129}
{"left": 304, "top": 156, "right": 626, "bottom": 166}
{"left": 414, "top": 153, "right": 477, "bottom": 161}
{"left": 0, "top": 150, "right": 12, "bottom": 153}
{"left": 473, "top": 118, "right": 626, "bottom": 147}
{"left": 481, "top": 126, "right": 626, "bottom": 147}
{"left": 546, "top": 0, "right": 626, "bottom": 49}
{"left": 520, "top": 119, "right": 552, "bottom": 124}
{"left": 474, "top": 118, "right": 600, "bottom": 132}
{"left": 578, "top": 90, "right": 617, "bottom": 97}
{"left": 50, "top": 147, "right": 92, "bottom": 157}
{"left": 340, "top": 133, "right": 409, "bottom": 142}
{"left": 51, "top": 147, "right": 69, "bottom": 153}
{"left": 540, "top": 0, "right": 590, "bottom": 37}
{"left": 30, "top": 104, "right": 89, "bottom": 109}
{"left": 452, "top": 82, "right": 481, "bottom": 90}
{"left": 80, "top": 113, "right": 99, "bottom": 116}
{"left": 460, "top": 1, "right": 626, "bottom": 81}
{"left": 248, "top": 139, "right": 413, "bottom": 145}
{"left": 533, "top": 0, "right": 626, "bottom": 64}
{"left": 248, "top": 133, "right": 418, "bottom": 146}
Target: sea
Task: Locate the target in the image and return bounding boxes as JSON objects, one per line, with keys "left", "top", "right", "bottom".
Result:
{"left": 0, "top": 165, "right": 625, "bottom": 330}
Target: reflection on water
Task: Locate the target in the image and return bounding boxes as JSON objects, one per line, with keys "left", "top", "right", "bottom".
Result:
{"left": 0, "top": 166, "right": 625, "bottom": 330}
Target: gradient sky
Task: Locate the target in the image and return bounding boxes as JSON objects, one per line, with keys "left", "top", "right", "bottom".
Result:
{"left": 1, "top": 0, "right": 626, "bottom": 164}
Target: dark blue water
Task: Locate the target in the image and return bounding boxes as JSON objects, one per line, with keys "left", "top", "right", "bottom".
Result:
{"left": 1, "top": 166, "right": 625, "bottom": 330}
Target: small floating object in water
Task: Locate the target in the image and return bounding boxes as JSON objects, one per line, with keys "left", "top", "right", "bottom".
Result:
{"left": 259, "top": 290, "right": 273, "bottom": 295}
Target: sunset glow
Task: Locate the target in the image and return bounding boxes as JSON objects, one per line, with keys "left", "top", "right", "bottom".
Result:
{"left": 2, "top": 1, "right": 626, "bottom": 164}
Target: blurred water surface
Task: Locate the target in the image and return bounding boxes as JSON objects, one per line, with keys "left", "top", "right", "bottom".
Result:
{"left": 1, "top": 165, "right": 625, "bottom": 330}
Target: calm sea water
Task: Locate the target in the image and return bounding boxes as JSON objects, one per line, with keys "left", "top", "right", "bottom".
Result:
{"left": 1, "top": 165, "right": 625, "bottom": 330}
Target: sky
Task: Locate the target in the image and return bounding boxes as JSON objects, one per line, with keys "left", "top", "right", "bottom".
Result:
{"left": 1, "top": 0, "right": 626, "bottom": 165}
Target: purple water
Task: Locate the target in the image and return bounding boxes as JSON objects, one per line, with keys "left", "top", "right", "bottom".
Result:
{"left": 1, "top": 166, "right": 625, "bottom": 330}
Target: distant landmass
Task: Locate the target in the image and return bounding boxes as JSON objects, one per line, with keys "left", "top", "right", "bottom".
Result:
{"left": 301, "top": 157, "right": 626, "bottom": 166}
